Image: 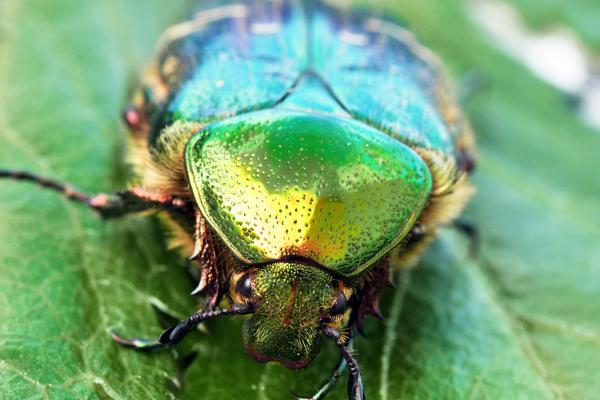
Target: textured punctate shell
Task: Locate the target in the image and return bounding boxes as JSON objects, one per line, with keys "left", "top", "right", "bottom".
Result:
{"left": 128, "top": 0, "right": 473, "bottom": 277}
{"left": 143, "top": 1, "right": 307, "bottom": 145}
{"left": 140, "top": 0, "right": 459, "bottom": 153}
{"left": 312, "top": 5, "right": 456, "bottom": 151}
{"left": 185, "top": 110, "right": 432, "bottom": 276}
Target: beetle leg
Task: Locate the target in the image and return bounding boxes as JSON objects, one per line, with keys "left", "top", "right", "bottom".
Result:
{"left": 159, "top": 303, "right": 255, "bottom": 345}
{"left": 292, "top": 337, "right": 355, "bottom": 400}
{"left": 189, "top": 212, "right": 225, "bottom": 309}
{"left": 351, "top": 262, "right": 390, "bottom": 336}
{"left": 453, "top": 218, "right": 480, "bottom": 257}
{"left": 111, "top": 303, "right": 254, "bottom": 351}
{"left": 320, "top": 326, "right": 365, "bottom": 400}
{"left": 109, "top": 300, "right": 183, "bottom": 351}
{"left": 110, "top": 331, "right": 165, "bottom": 351}
{"left": 0, "top": 169, "right": 191, "bottom": 218}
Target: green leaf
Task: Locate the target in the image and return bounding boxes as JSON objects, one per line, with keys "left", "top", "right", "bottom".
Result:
{"left": 1, "top": 1, "right": 599, "bottom": 399}
{"left": 504, "top": 0, "right": 600, "bottom": 50}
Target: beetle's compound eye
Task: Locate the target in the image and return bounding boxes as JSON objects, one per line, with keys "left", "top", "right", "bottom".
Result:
{"left": 329, "top": 291, "right": 347, "bottom": 316}
{"left": 236, "top": 272, "right": 253, "bottom": 299}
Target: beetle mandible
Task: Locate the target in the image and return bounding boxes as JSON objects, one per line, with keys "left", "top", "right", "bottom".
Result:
{"left": 0, "top": 1, "right": 476, "bottom": 399}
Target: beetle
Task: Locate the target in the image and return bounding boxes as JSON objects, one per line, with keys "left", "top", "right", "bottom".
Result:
{"left": 0, "top": 1, "right": 476, "bottom": 399}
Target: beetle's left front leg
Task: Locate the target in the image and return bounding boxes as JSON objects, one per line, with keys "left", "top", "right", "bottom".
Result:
{"left": 0, "top": 169, "right": 191, "bottom": 218}
{"left": 111, "top": 303, "right": 255, "bottom": 351}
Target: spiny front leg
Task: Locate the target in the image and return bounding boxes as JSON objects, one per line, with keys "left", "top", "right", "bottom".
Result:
{"left": 0, "top": 169, "right": 191, "bottom": 218}
{"left": 321, "top": 326, "right": 365, "bottom": 400}
{"left": 189, "top": 211, "right": 226, "bottom": 309}
{"left": 111, "top": 303, "right": 255, "bottom": 351}
{"left": 159, "top": 303, "right": 255, "bottom": 345}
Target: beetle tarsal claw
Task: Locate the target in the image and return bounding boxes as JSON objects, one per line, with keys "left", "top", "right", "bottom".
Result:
{"left": 188, "top": 240, "right": 202, "bottom": 261}
{"left": 110, "top": 330, "right": 164, "bottom": 351}
{"left": 190, "top": 278, "right": 206, "bottom": 296}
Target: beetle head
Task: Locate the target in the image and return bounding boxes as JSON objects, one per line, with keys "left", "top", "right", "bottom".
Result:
{"left": 233, "top": 262, "right": 349, "bottom": 369}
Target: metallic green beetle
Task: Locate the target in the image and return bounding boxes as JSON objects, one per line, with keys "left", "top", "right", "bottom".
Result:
{"left": 0, "top": 1, "right": 476, "bottom": 399}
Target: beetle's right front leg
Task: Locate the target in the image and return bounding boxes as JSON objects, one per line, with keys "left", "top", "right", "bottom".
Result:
{"left": 293, "top": 335, "right": 355, "bottom": 400}
{"left": 0, "top": 169, "right": 191, "bottom": 218}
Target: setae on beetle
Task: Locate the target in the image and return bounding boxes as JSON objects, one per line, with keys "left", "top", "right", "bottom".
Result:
{"left": 0, "top": 1, "right": 476, "bottom": 399}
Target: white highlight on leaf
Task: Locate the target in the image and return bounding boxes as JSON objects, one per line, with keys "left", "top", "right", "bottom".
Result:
{"left": 469, "top": 0, "right": 600, "bottom": 131}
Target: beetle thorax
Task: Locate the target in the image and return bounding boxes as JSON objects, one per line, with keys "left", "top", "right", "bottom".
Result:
{"left": 185, "top": 110, "right": 432, "bottom": 277}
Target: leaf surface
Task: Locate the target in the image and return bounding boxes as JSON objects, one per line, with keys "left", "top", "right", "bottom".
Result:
{"left": 0, "top": 1, "right": 599, "bottom": 399}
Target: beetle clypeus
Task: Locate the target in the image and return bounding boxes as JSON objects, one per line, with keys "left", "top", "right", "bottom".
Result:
{"left": 0, "top": 1, "right": 476, "bottom": 399}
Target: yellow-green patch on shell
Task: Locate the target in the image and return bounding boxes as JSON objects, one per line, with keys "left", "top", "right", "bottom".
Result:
{"left": 185, "top": 110, "right": 432, "bottom": 276}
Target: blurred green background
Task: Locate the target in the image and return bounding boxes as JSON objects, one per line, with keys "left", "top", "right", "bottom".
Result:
{"left": 1, "top": 0, "right": 599, "bottom": 399}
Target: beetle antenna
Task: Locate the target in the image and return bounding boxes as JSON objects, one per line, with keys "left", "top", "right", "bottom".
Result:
{"left": 320, "top": 325, "right": 365, "bottom": 400}
{"left": 159, "top": 303, "right": 255, "bottom": 345}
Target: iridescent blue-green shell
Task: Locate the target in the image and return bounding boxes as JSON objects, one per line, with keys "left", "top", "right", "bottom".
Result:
{"left": 144, "top": 1, "right": 458, "bottom": 150}
{"left": 134, "top": 0, "right": 469, "bottom": 277}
